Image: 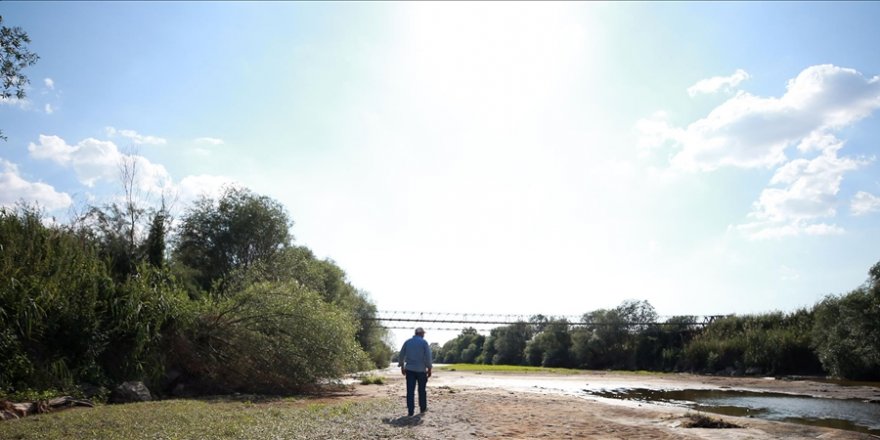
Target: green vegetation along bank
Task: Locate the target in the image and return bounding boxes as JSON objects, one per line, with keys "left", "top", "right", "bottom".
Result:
{"left": 431, "top": 262, "right": 880, "bottom": 381}
{"left": 1, "top": 186, "right": 392, "bottom": 399}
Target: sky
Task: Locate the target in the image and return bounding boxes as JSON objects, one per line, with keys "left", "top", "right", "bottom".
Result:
{"left": 2, "top": 2, "right": 880, "bottom": 346}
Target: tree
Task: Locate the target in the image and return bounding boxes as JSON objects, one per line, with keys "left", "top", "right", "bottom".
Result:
{"left": 349, "top": 289, "right": 392, "bottom": 368}
{"left": 869, "top": 260, "right": 880, "bottom": 294}
{"left": 173, "top": 187, "right": 292, "bottom": 293}
{"left": 529, "top": 314, "right": 549, "bottom": 333}
{"left": 171, "top": 192, "right": 391, "bottom": 368}
{"left": 489, "top": 322, "right": 532, "bottom": 365}
{"left": 144, "top": 209, "right": 166, "bottom": 268}
{"left": 1, "top": 16, "right": 40, "bottom": 141}
{"left": 571, "top": 300, "right": 658, "bottom": 369}
{"left": 77, "top": 204, "right": 141, "bottom": 281}
{"left": 74, "top": 153, "right": 169, "bottom": 280}
{"left": 439, "top": 328, "right": 484, "bottom": 364}
{"left": 571, "top": 308, "right": 621, "bottom": 369}
{"left": 811, "top": 262, "right": 880, "bottom": 380}
{"left": 525, "top": 319, "right": 572, "bottom": 367}
{"left": 118, "top": 153, "right": 146, "bottom": 259}
{"left": 648, "top": 315, "right": 701, "bottom": 371}
{"left": 615, "top": 299, "right": 658, "bottom": 331}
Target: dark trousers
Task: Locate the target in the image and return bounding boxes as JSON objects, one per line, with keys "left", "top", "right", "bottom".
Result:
{"left": 405, "top": 369, "right": 428, "bottom": 415}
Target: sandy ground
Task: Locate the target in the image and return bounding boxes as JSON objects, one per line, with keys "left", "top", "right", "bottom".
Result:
{"left": 344, "top": 368, "right": 879, "bottom": 439}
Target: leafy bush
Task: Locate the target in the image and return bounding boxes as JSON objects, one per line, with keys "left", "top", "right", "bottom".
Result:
{"left": 0, "top": 207, "right": 192, "bottom": 391}
{"left": 358, "top": 374, "right": 385, "bottom": 385}
{"left": 1, "top": 186, "right": 393, "bottom": 397}
{"left": 99, "top": 264, "right": 192, "bottom": 384}
{"left": 171, "top": 282, "right": 371, "bottom": 393}
{"left": 812, "top": 287, "right": 880, "bottom": 380}
{"left": 0, "top": 207, "right": 114, "bottom": 390}
{"left": 681, "top": 312, "right": 821, "bottom": 375}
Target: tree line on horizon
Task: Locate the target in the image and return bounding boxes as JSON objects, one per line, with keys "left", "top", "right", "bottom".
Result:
{"left": 430, "top": 267, "right": 880, "bottom": 381}
{"left": 0, "top": 184, "right": 392, "bottom": 398}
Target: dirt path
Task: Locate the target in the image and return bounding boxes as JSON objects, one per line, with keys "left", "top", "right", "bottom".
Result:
{"left": 349, "top": 369, "right": 878, "bottom": 439}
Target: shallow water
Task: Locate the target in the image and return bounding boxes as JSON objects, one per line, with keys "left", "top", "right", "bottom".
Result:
{"left": 583, "top": 388, "right": 880, "bottom": 436}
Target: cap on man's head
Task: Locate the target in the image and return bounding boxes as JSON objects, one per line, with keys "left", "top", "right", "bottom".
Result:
{"left": 415, "top": 327, "right": 425, "bottom": 335}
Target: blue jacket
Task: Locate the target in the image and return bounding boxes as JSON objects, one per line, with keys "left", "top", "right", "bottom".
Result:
{"left": 398, "top": 335, "right": 433, "bottom": 372}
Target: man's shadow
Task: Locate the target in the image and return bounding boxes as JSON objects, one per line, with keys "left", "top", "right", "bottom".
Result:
{"left": 382, "top": 413, "right": 424, "bottom": 427}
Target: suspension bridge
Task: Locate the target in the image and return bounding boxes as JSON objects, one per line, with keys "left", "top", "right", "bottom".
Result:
{"left": 370, "top": 310, "right": 728, "bottom": 333}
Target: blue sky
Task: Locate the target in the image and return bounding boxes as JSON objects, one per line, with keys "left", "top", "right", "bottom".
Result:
{"left": 3, "top": 2, "right": 880, "bottom": 345}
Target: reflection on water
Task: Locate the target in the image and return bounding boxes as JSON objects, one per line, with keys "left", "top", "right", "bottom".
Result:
{"left": 583, "top": 388, "right": 880, "bottom": 436}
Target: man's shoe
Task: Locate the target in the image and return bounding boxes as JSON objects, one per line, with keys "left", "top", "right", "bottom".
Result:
{"left": 407, "top": 412, "right": 414, "bottom": 417}
{"left": 420, "top": 408, "right": 428, "bottom": 414}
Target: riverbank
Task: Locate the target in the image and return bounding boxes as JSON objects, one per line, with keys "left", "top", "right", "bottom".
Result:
{"left": 370, "top": 367, "right": 879, "bottom": 439}
{"left": 1, "top": 368, "right": 876, "bottom": 439}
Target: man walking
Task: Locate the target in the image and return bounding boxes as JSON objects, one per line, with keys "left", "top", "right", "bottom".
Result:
{"left": 398, "top": 327, "right": 433, "bottom": 416}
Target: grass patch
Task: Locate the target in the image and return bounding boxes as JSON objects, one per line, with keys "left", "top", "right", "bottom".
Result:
{"left": 0, "top": 397, "right": 413, "bottom": 439}
{"left": 437, "top": 364, "right": 582, "bottom": 375}
{"left": 357, "top": 374, "right": 385, "bottom": 385}
{"left": 683, "top": 413, "right": 741, "bottom": 429}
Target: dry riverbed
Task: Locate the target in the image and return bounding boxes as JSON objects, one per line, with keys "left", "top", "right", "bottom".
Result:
{"left": 1, "top": 368, "right": 878, "bottom": 439}
{"left": 361, "top": 367, "right": 879, "bottom": 439}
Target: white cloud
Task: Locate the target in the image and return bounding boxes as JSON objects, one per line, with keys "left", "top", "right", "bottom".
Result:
{"left": 804, "top": 223, "right": 846, "bottom": 236}
{"left": 736, "top": 221, "right": 845, "bottom": 240}
{"left": 737, "top": 139, "right": 867, "bottom": 239}
{"left": 44, "top": 78, "right": 55, "bottom": 90}
{"left": 0, "top": 159, "right": 72, "bottom": 211}
{"left": 45, "top": 103, "right": 54, "bottom": 114}
{"left": 25, "top": 133, "right": 241, "bottom": 217}
{"left": 687, "top": 69, "right": 750, "bottom": 97}
{"left": 635, "top": 111, "right": 683, "bottom": 153}
{"left": 126, "top": 155, "right": 176, "bottom": 197}
{"left": 29, "top": 135, "right": 118, "bottom": 187}
{"left": 28, "top": 134, "right": 173, "bottom": 193}
{"left": 851, "top": 191, "right": 880, "bottom": 216}
{"left": 194, "top": 137, "right": 224, "bottom": 146}
{"left": 0, "top": 95, "right": 29, "bottom": 109}
{"left": 795, "top": 131, "right": 840, "bottom": 153}
{"left": 28, "top": 134, "right": 76, "bottom": 164}
{"left": 104, "top": 126, "right": 167, "bottom": 145}
{"left": 177, "top": 174, "right": 238, "bottom": 207}
{"left": 640, "top": 65, "right": 880, "bottom": 172}
{"left": 639, "top": 65, "right": 880, "bottom": 240}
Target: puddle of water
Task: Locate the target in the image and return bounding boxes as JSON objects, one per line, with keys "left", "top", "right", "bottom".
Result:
{"left": 584, "top": 388, "right": 880, "bottom": 436}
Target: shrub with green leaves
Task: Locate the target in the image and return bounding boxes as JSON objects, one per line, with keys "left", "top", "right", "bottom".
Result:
{"left": 812, "top": 286, "right": 880, "bottom": 380}
{"left": 99, "top": 264, "right": 192, "bottom": 384}
{"left": 681, "top": 311, "right": 821, "bottom": 375}
{"left": 1, "top": 207, "right": 190, "bottom": 392}
{"left": 172, "top": 281, "right": 371, "bottom": 394}
{"left": 1, "top": 207, "right": 113, "bottom": 390}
